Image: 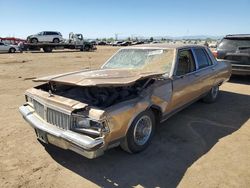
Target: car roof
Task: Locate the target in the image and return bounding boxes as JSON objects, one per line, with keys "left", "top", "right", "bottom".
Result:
{"left": 124, "top": 43, "right": 205, "bottom": 50}
{"left": 42, "top": 31, "right": 60, "bottom": 33}
{"left": 225, "top": 34, "right": 250, "bottom": 39}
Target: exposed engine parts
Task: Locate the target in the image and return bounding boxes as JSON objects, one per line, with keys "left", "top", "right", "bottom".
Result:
{"left": 37, "top": 79, "right": 154, "bottom": 108}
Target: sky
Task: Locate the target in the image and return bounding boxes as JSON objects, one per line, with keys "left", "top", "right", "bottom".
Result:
{"left": 0, "top": 0, "right": 250, "bottom": 39}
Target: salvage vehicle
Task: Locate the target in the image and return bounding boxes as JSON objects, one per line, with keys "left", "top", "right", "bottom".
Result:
{"left": 0, "top": 42, "right": 18, "bottom": 53}
{"left": 214, "top": 34, "right": 250, "bottom": 75}
{"left": 27, "top": 31, "right": 63, "bottom": 43}
{"left": 19, "top": 44, "right": 231, "bottom": 159}
{"left": 24, "top": 32, "right": 96, "bottom": 53}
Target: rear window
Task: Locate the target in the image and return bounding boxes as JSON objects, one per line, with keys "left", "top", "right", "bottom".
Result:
{"left": 193, "top": 48, "right": 212, "bottom": 69}
{"left": 218, "top": 38, "right": 250, "bottom": 50}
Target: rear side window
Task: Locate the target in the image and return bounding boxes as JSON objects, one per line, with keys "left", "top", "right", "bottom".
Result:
{"left": 193, "top": 48, "right": 212, "bottom": 69}
{"left": 45, "top": 32, "right": 57, "bottom": 35}
{"left": 51, "top": 32, "right": 58, "bottom": 35}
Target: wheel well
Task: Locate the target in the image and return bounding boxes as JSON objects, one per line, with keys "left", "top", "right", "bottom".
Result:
{"left": 30, "top": 37, "right": 38, "bottom": 42}
{"left": 218, "top": 81, "right": 223, "bottom": 86}
{"left": 149, "top": 105, "right": 162, "bottom": 124}
{"left": 9, "top": 47, "right": 15, "bottom": 52}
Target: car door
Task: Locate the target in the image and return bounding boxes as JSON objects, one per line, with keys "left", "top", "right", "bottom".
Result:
{"left": 40, "top": 32, "right": 50, "bottom": 42}
{"left": 0, "top": 42, "right": 9, "bottom": 52}
{"left": 192, "top": 47, "right": 216, "bottom": 94}
{"left": 46, "top": 32, "right": 54, "bottom": 42}
{"left": 165, "top": 48, "right": 200, "bottom": 113}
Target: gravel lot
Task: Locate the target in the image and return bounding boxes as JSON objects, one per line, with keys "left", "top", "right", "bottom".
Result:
{"left": 0, "top": 46, "right": 249, "bottom": 188}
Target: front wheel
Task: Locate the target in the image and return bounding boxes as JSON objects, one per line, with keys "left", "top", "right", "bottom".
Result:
{"left": 31, "top": 38, "right": 38, "bottom": 43}
{"left": 84, "top": 45, "right": 90, "bottom": 51}
{"left": 203, "top": 85, "right": 219, "bottom": 103}
{"left": 9, "top": 48, "right": 16, "bottom": 53}
{"left": 121, "top": 110, "right": 155, "bottom": 153}
{"left": 53, "top": 38, "right": 60, "bottom": 43}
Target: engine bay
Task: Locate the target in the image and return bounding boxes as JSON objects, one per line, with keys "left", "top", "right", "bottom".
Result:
{"left": 36, "top": 78, "right": 154, "bottom": 108}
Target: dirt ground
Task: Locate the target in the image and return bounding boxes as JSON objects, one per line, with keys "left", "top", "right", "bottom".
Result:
{"left": 0, "top": 46, "right": 249, "bottom": 188}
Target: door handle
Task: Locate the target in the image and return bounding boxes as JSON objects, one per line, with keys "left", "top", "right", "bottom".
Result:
{"left": 194, "top": 73, "right": 200, "bottom": 77}
{"left": 211, "top": 67, "right": 215, "bottom": 70}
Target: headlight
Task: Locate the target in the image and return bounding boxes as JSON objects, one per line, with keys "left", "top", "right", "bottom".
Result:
{"left": 74, "top": 116, "right": 91, "bottom": 129}
{"left": 72, "top": 114, "right": 109, "bottom": 134}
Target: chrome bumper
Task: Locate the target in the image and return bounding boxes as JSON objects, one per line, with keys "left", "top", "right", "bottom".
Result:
{"left": 19, "top": 105, "right": 105, "bottom": 159}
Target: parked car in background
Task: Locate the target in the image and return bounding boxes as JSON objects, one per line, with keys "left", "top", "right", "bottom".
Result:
{"left": 215, "top": 34, "right": 250, "bottom": 75}
{"left": 97, "top": 41, "right": 107, "bottom": 45}
{"left": 19, "top": 44, "right": 231, "bottom": 159}
{"left": 119, "top": 41, "right": 132, "bottom": 46}
{"left": 27, "top": 31, "right": 63, "bottom": 43}
{"left": 132, "top": 41, "right": 144, "bottom": 45}
{"left": 0, "top": 42, "right": 18, "bottom": 53}
{"left": 112, "top": 41, "right": 123, "bottom": 46}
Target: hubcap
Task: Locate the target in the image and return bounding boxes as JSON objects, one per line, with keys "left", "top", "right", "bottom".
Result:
{"left": 133, "top": 115, "right": 152, "bottom": 146}
{"left": 211, "top": 86, "right": 219, "bottom": 98}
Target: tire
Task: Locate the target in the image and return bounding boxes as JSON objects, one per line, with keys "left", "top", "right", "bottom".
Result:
{"left": 84, "top": 45, "right": 90, "bottom": 51}
{"left": 53, "top": 38, "right": 60, "bottom": 43}
{"left": 31, "top": 38, "right": 38, "bottom": 43}
{"left": 203, "top": 85, "right": 219, "bottom": 103}
{"left": 121, "top": 110, "right": 155, "bottom": 153}
{"left": 9, "top": 48, "right": 16, "bottom": 53}
{"left": 43, "top": 47, "right": 53, "bottom": 53}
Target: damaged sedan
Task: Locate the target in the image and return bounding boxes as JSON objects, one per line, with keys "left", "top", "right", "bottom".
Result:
{"left": 19, "top": 44, "right": 231, "bottom": 158}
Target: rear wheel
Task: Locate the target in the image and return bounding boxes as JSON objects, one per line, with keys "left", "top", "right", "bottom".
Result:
{"left": 121, "top": 110, "right": 155, "bottom": 153}
{"left": 9, "top": 48, "right": 16, "bottom": 53}
{"left": 203, "top": 85, "right": 219, "bottom": 103}
{"left": 43, "top": 47, "right": 53, "bottom": 53}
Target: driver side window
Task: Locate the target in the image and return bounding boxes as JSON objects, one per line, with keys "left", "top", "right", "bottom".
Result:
{"left": 175, "top": 49, "right": 196, "bottom": 76}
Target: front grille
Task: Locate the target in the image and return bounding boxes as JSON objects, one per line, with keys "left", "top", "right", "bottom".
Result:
{"left": 47, "top": 108, "right": 71, "bottom": 130}
{"left": 33, "top": 100, "right": 44, "bottom": 119}
{"left": 32, "top": 99, "right": 71, "bottom": 130}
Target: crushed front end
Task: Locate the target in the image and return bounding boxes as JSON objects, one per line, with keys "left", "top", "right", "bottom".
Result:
{"left": 19, "top": 89, "right": 109, "bottom": 158}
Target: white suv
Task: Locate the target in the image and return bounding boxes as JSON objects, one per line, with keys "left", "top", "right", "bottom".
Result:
{"left": 27, "top": 31, "right": 63, "bottom": 43}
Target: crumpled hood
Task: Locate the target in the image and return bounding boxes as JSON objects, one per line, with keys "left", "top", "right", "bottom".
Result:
{"left": 34, "top": 69, "right": 165, "bottom": 86}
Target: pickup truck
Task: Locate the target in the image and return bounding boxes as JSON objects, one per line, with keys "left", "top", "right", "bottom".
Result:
{"left": 19, "top": 44, "right": 231, "bottom": 159}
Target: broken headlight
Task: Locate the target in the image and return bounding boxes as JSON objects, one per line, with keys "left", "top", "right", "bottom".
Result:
{"left": 72, "top": 114, "right": 109, "bottom": 136}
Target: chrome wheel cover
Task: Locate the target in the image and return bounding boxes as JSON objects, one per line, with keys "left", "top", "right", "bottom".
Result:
{"left": 211, "top": 86, "right": 219, "bottom": 98}
{"left": 133, "top": 115, "right": 152, "bottom": 146}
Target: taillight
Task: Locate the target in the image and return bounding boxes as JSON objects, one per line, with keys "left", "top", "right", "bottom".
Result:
{"left": 212, "top": 51, "right": 218, "bottom": 58}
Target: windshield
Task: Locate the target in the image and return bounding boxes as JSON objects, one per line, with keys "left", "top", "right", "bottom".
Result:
{"left": 102, "top": 48, "right": 174, "bottom": 73}
{"left": 218, "top": 38, "right": 250, "bottom": 50}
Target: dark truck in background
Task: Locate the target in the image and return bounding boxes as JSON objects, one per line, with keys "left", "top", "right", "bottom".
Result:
{"left": 214, "top": 34, "right": 250, "bottom": 75}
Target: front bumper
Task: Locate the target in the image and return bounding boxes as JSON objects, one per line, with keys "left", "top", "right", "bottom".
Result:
{"left": 19, "top": 105, "right": 105, "bottom": 159}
